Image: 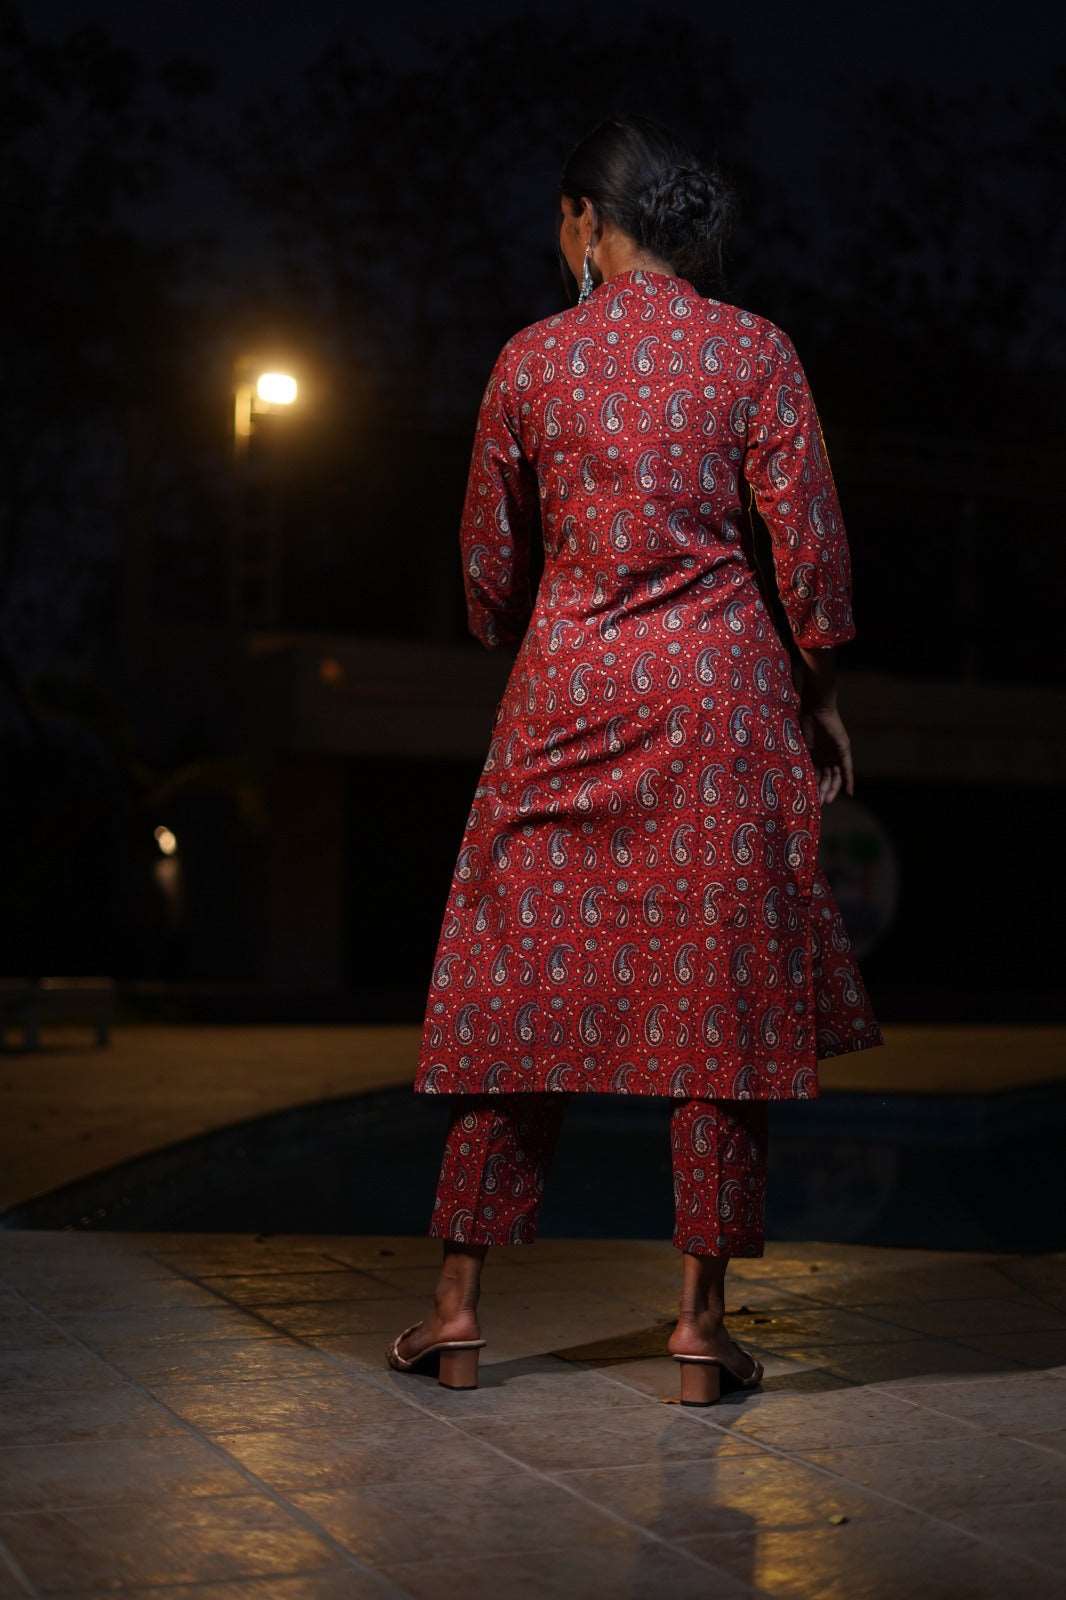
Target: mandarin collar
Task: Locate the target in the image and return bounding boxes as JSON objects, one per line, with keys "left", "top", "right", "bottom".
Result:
{"left": 591, "top": 266, "right": 695, "bottom": 298}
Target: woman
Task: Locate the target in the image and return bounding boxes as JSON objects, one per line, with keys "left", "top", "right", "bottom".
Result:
{"left": 388, "top": 113, "right": 884, "bottom": 1405}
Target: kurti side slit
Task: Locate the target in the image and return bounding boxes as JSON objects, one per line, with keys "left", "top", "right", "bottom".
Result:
{"left": 415, "top": 267, "right": 884, "bottom": 1106}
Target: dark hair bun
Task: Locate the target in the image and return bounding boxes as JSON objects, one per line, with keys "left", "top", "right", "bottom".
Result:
{"left": 636, "top": 163, "right": 727, "bottom": 256}
{"left": 560, "top": 115, "right": 739, "bottom": 298}
{"left": 640, "top": 164, "right": 714, "bottom": 223}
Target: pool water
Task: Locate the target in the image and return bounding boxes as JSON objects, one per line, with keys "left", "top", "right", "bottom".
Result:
{"left": 4, "top": 1087, "right": 1065, "bottom": 1254}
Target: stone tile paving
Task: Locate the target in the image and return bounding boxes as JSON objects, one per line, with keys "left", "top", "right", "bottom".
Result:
{"left": 0, "top": 1231, "right": 1064, "bottom": 1597}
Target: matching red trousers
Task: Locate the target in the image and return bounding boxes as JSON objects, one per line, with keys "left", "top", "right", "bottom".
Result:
{"left": 429, "top": 1094, "right": 769, "bottom": 1257}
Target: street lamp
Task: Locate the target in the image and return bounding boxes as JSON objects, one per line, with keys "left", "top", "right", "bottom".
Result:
{"left": 231, "top": 359, "right": 302, "bottom": 625}
{"left": 256, "top": 372, "right": 298, "bottom": 406}
{"left": 233, "top": 367, "right": 300, "bottom": 459}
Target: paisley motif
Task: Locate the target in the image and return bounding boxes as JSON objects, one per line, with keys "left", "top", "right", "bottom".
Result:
{"left": 416, "top": 267, "right": 882, "bottom": 1102}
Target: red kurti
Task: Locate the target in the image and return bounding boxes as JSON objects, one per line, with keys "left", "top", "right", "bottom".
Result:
{"left": 415, "top": 267, "right": 884, "bottom": 1100}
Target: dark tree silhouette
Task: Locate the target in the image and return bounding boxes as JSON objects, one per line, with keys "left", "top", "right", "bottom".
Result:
{"left": 213, "top": 4, "right": 786, "bottom": 422}
{"left": 0, "top": 1, "right": 214, "bottom": 678}
{"left": 815, "top": 71, "right": 1066, "bottom": 432}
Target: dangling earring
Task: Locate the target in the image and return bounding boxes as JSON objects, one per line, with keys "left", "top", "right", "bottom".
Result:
{"left": 578, "top": 242, "right": 595, "bottom": 304}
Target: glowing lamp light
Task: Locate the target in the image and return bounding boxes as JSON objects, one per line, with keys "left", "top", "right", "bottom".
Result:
{"left": 154, "top": 825, "right": 178, "bottom": 857}
{"left": 255, "top": 372, "right": 298, "bottom": 405}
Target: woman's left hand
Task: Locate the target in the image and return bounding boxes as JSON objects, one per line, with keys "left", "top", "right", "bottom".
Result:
{"left": 801, "top": 702, "right": 854, "bottom": 804}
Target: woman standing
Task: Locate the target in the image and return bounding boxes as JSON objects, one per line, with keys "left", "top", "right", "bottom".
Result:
{"left": 389, "top": 113, "right": 883, "bottom": 1404}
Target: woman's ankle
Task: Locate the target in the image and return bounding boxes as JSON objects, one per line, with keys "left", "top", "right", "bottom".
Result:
{"left": 433, "top": 1279, "right": 479, "bottom": 1317}
{"left": 433, "top": 1240, "right": 487, "bottom": 1321}
{"left": 676, "top": 1304, "right": 725, "bottom": 1334}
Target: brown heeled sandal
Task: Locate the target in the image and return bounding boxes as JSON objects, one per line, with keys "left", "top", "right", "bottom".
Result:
{"left": 673, "top": 1344, "right": 764, "bottom": 1406}
{"left": 386, "top": 1320, "right": 486, "bottom": 1389}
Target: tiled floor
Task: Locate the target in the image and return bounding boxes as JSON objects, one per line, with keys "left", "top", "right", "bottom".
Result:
{"left": 1, "top": 1231, "right": 1065, "bottom": 1597}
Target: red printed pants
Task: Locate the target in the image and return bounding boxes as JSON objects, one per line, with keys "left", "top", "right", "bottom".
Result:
{"left": 429, "top": 1094, "right": 769, "bottom": 1257}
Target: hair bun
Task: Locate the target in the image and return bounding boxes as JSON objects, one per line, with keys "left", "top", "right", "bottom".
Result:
{"left": 638, "top": 163, "right": 717, "bottom": 231}
{"left": 560, "top": 114, "right": 738, "bottom": 296}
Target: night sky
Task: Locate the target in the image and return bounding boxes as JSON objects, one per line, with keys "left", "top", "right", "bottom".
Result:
{"left": 33, "top": 0, "right": 1064, "bottom": 213}
{"left": 36, "top": 0, "right": 1055, "bottom": 100}
{"left": 26, "top": 0, "right": 1066, "bottom": 350}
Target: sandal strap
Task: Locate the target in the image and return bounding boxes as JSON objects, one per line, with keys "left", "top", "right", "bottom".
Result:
{"left": 389, "top": 1323, "right": 488, "bottom": 1368}
{"left": 672, "top": 1348, "right": 762, "bottom": 1384}
{"left": 389, "top": 1320, "right": 424, "bottom": 1364}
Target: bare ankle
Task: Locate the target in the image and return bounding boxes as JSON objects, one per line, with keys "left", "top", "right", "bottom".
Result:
{"left": 678, "top": 1251, "right": 729, "bottom": 1327}
{"left": 434, "top": 1285, "right": 475, "bottom": 1320}
{"left": 434, "top": 1243, "right": 486, "bottom": 1321}
{"left": 677, "top": 1304, "right": 724, "bottom": 1333}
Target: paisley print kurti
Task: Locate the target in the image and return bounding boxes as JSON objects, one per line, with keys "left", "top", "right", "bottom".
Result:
{"left": 416, "top": 267, "right": 884, "bottom": 1100}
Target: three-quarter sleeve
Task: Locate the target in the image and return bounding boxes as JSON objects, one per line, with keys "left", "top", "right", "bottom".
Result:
{"left": 459, "top": 339, "right": 539, "bottom": 650}
{"left": 742, "top": 323, "right": 857, "bottom": 648}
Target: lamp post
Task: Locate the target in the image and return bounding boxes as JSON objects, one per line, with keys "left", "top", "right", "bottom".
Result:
{"left": 231, "top": 361, "right": 300, "bottom": 627}
{"left": 233, "top": 369, "right": 299, "bottom": 460}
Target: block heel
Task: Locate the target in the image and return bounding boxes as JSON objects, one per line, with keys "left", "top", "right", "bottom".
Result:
{"left": 676, "top": 1357, "right": 722, "bottom": 1406}
{"left": 438, "top": 1345, "right": 481, "bottom": 1389}
{"left": 671, "top": 1344, "right": 764, "bottom": 1405}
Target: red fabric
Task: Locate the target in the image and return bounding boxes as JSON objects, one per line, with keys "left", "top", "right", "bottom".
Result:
{"left": 429, "top": 1092, "right": 769, "bottom": 1256}
{"left": 416, "top": 267, "right": 884, "bottom": 1101}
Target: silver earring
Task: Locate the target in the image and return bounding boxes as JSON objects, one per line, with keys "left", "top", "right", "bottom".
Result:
{"left": 578, "top": 243, "right": 594, "bottom": 303}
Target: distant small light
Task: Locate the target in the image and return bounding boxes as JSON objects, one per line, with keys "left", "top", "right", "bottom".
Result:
{"left": 256, "top": 372, "right": 298, "bottom": 405}
{"left": 154, "top": 826, "right": 178, "bottom": 857}
{"left": 319, "top": 657, "right": 345, "bottom": 686}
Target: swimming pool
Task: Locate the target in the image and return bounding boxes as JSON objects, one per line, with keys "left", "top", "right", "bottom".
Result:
{"left": 4, "top": 1086, "right": 1065, "bottom": 1253}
